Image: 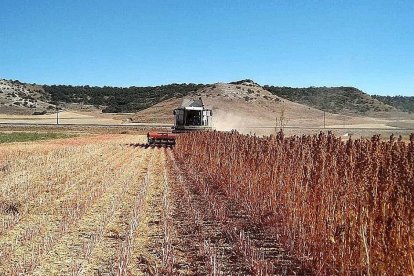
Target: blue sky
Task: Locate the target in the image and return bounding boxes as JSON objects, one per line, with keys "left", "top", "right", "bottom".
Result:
{"left": 0, "top": 0, "right": 413, "bottom": 95}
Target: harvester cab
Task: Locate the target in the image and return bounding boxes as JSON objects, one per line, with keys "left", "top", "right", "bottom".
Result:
{"left": 147, "top": 97, "right": 212, "bottom": 146}
{"left": 172, "top": 98, "right": 213, "bottom": 133}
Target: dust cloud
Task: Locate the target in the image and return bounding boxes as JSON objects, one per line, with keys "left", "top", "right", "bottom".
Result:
{"left": 212, "top": 110, "right": 259, "bottom": 134}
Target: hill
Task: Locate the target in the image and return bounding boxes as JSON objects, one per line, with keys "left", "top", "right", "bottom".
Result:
{"left": 1, "top": 78, "right": 413, "bottom": 120}
{"left": 0, "top": 79, "right": 53, "bottom": 114}
{"left": 132, "top": 82, "right": 397, "bottom": 134}
{"left": 42, "top": 83, "right": 206, "bottom": 113}
{"left": 372, "top": 95, "right": 414, "bottom": 114}
{"left": 263, "top": 85, "right": 395, "bottom": 115}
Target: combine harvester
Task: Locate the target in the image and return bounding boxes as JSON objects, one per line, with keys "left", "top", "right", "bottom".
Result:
{"left": 147, "top": 98, "right": 213, "bottom": 146}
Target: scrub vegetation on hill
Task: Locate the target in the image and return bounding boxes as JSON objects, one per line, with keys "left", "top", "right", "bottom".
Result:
{"left": 42, "top": 83, "right": 207, "bottom": 113}
{"left": 263, "top": 85, "right": 393, "bottom": 114}
{"left": 372, "top": 95, "right": 414, "bottom": 114}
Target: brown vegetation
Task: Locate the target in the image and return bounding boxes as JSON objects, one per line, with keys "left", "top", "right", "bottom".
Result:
{"left": 175, "top": 131, "right": 414, "bottom": 275}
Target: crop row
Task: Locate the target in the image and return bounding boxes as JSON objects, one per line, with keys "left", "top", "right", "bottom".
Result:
{"left": 175, "top": 131, "right": 414, "bottom": 275}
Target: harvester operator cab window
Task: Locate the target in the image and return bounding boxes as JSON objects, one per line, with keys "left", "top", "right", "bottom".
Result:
{"left": 185, "top": 110, "right": 201, "bottom": 126}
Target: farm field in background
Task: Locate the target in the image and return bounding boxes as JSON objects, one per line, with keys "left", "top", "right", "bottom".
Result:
{"left": 0, "top": 132, "right": 76, "bottom": 144}
{"left": 0, "top": 111, "right": 124, "bottom": 125}
{"left": 0, "top": 131, "right": 413, "bottom": 274}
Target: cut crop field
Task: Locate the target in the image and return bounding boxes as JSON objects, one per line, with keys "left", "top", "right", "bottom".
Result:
{"left": 0, "top": 131, "right": 413, "bottom": 275}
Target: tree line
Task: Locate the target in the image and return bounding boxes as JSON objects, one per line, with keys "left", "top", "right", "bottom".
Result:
{"left": 43, "top": 83, "right": 207, "bottom": 113}
{"left": 372, "top": 95, "right": 414, "bottom": 114}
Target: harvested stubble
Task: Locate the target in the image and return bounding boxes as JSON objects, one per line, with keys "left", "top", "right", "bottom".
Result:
{"left": 174, "top": 131, "right": 414, "bottom": 275}
{"left": 0, "top": 134, "right": 165, "bottom": 275}
{"left": 127, "top": 148, "right": 177, "bottom": 275}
